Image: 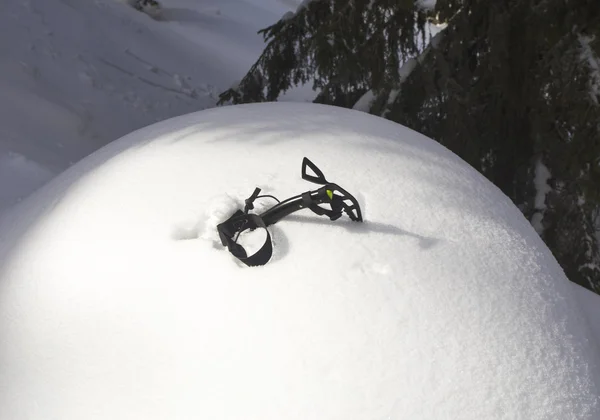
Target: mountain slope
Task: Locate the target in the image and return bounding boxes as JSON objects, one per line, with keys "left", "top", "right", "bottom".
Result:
{"left": 0, "top": 0, "right": 297, "bottom": 212}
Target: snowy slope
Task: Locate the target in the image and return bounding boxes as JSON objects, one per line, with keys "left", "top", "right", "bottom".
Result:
{"left": 0, "top": 102, "right": 598, "bottom": 419}
{"left": 157, "top": 0, "right": 300, "bottom": 70}
{"left": 573, "top": 283, "right": 600, "bottom": 349}
{"left": 0, "top": 0, "right": 297, "bottom": 213}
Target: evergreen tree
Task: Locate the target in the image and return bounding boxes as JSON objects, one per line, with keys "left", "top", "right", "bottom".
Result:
{"left": 219, "top": 0, "right": 433, "bottom": 107}
{"left": 219, "top": 0, "right": 600, "bottom": 293}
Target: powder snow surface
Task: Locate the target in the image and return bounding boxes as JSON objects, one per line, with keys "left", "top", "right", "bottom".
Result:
{"left": 0, "top": 103, "right": 599, "bottom": 419}
{"left": 0, "top": 0, "right": 300, "bottom": 212}
{"left": 573, "top": 284, "right": 600, "bottom": 350}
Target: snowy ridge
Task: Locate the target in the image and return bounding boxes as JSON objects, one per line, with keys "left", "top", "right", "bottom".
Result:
{"left": 0, "top": 102, "right": 598, "bottom": 419}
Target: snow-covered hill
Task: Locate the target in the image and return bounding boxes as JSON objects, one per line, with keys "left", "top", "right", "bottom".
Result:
{"left": 0, "top": 102, "right": 598, "bottom": 419}
{"left": 0, "top": 0, "right": 298, "bottom": 213}
{"left": 2, "top": 2, "right": 600, "bottom": 417}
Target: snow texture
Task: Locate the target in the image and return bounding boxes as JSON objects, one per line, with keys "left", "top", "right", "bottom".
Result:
{"left": 352, "top": 89, "right": 376, "bottom": 112}
{"left": 0, "top": 152, "right": 54, "bottom": 213}
{"left": 531, "top": 158, "right": 552, "bottom": 234}
{"left": 0, "top": 102, "right": 599, "bottom": 420}
{"left": 417, "top": 0, "right": 437, "bottom": 11}
{"left": 0, "top": 0, "right": 300, "bottom": 211}
{"left": 297, "top": 0, "right": 317, "bottom": 12}
{"left": 573, "top": 283, "right": 600, "bottom": 350}
{"left": 281, "top": 10, "right": 295, "bottom": 20}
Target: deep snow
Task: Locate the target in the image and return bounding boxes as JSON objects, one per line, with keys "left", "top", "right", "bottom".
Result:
{"left": 0, "top": 102, "right": 599, "bottom": 419}
{"left": 573, "top": 283, "right": 600, "bottom": 349}
{"left": 2, "top": 0, "right": 600, "bottom": 417}
{"left": 0, "top": 0, "right": 300, "bottom": 212}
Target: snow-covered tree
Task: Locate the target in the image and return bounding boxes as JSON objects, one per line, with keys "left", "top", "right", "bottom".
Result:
{"left": 219, "top": 0, "right": 433, "bottom": 106}
{"left": 219, "top": 0, "right": 600, "bottom": 293}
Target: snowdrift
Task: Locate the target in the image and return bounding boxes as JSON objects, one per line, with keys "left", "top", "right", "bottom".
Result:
{"left": 0, "top": 103, "right": 598, "bottom": 419}
{"left": 0, "top": 0, "right": 294, "bottom": 212}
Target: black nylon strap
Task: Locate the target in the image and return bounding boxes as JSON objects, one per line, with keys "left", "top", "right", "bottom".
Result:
{"left": 217, "top": 212, "right": 273, "bottom": 266}
{"left": 217, "top": 158, "right": 363, "bottom": 267}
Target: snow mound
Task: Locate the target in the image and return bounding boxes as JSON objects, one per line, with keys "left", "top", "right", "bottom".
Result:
{"left": 0, "top": 103, "right": 599, "bottom": 419}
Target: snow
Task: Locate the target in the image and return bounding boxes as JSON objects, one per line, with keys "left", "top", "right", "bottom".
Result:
{"left": 377, "top": 30, "right": 444, "bottom": 116}
{"left": 579, "top": 34, "right": 600, "bottom": 105}
{"left": 1, "top": 102, "right": 599, "bottom": 419}
{"left": 0, "top": 0, "right": 301, "bottom": 212}
{"left": 0, "top": 152, "right": 54, "bottom": 213}
{"left": 417, "top": 0, "right": 437, "bottom": 11}
{"left": 297, "top": 0, "right": 317, "bottom": 12}
{"left": 573, "top": 283, "right": 600, "bottom": 349}
{"left": 155, "top": 0, "right": 301, "bottom": 78}
{"left": 352, "top": 89, "right": 376, "bottom": 112}
{"left": 531, "top": 158, "right": 552, "bottom": 234}
{"left": 281, "top": 10, "right": 296, "bottom": 21}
